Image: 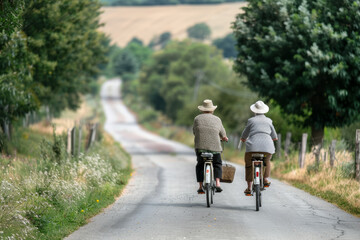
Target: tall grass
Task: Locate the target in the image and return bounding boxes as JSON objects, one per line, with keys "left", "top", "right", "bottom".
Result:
{"left": 0, "top": 126, "right": 131, "bottom": 240}
{"left": 271, "top": 149, "right": 360, "bottom": 216}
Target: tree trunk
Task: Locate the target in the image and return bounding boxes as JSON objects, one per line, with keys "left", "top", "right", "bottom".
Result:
{"left": 311, "top": 126, "right": 324, "bottom": 146}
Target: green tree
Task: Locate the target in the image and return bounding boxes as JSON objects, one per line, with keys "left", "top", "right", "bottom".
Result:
{"left": 138, "top": 40, "right": 254, "bottom": 125}
{"left": 128, "top": 37, "right": 144, "bottom": 46}
{"left": 187, "top": 23, "right": 211, "bottom": 41}
{"left": 212, "top": 33, "right": 237, "bottom": 58}
{"left": 233, "top": 0, "right": 360, "bottom": 145}
{"left": 22, "top": 0, "right": 107, "bottom": 115}
{"left": 125, "top": 41, "right": 152, "bottom": 68}
{"left": 148, "top": 31, "right": 172, "bottom": 49}
{"left": 113, "top": 48, "right": 139, "bottom": 79}
{"left": 0, "top": 0, "right": 37, "bottom": 136}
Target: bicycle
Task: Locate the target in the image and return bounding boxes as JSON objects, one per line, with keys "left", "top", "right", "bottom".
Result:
{"left": 251, "top": 153, "right": 265, "bottom": 211}
{"left": 201, "top": 152, "right": 216, "bottom": 208}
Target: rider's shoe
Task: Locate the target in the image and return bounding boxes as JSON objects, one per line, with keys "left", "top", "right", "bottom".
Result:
{"left": 244, "top": 188, "right": 252, "bottom": 196}
{"left": 197, "top": 188, "right": 205, "bottom": 194}
{"left": 264, "top": 180, "right": 271, "bottom": 188}
{"left": 215, "top": 186, "right": 223, "bottom": 192}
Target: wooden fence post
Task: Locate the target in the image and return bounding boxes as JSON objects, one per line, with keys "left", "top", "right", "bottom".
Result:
{"left": 329, "top": 140, "right": 336, "bottom": 168}
{"left": 86, "top": 123, "right": 97, "bottom": 151}
{"left": 277, "top": 133, "right": 282, "bottom": 158}
{"left": 78, "top": 123, "right": 83, "bottom": 155}
{"left": 299, "top": 133, "right": 308, "bottom": 168}
{"left": 356, "top": 130, "right": 360, "bottom": 181}
{"left": 67, "top": 128, "right": 72, "bottom": 155}
{"left": 284, "top": 132, "right": 292, "bottom": 157}
{"left": 71, "top": 126, "right": 76, "bottom": 156}
{"left": 233, "top": 135, "right": 239, "bottom": 149}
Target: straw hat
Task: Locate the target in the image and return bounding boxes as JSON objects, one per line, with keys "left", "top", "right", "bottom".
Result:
{"left": 250, "top": 100, "right": 269, "bottom": 114}
{"left": 198, "top": 99, "right": 217, "bottom": 112}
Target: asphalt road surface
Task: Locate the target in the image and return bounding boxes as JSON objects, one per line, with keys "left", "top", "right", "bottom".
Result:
{"left": 66, "top": 79, "right": 360, "bottom": 240}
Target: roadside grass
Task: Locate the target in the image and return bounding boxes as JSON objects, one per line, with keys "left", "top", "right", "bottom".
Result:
{"left": 271, "top": 151, "right": 360, "bottom": 217}
{"left": 0, "top": 92, "right": 132, "bottom": 239}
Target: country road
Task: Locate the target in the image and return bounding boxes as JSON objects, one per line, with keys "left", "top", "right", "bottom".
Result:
{"left": 66, "top": 79, "right": 360, "bottom": 240}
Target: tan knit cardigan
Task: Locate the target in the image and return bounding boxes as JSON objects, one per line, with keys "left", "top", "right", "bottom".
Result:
{"left": 193, "top": 113, "right": 227, "bottom": 152}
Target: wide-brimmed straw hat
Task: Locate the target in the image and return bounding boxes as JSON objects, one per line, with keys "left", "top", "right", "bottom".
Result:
{"left": 250, "top": 100, "right": 269, "bottom": 114}
{"left": 198, "top": 99, "right": 217, "bottom": 112}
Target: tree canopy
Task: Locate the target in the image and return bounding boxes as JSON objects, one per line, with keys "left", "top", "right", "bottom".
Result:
{"left": 0, "top": 0, "right": 108, "bottom": 134}
{"left": 136, "top": 40, "right": 256, "bottom": 130}
{"left": 212, "top": 33, "right": 237, "bottom": 58}
{"left": 187, "top": 23, "right": 211, "bottom": 41}
{"left": 0, "top": 0, "right": 37, "bottom": 131}
{"left": 233, "top": 0, "right": 360, "bottom": 144}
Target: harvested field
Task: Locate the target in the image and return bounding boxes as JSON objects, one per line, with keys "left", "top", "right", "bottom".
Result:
{"left": 100, "top": 2, "right": 246, "bottom": 47}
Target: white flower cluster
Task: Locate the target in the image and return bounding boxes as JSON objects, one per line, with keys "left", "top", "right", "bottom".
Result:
{"left": 0, "top": 180, "right": 36, "bottom": 240}
{"left": 0, "top": 151, "right": 124, "bottom": 239}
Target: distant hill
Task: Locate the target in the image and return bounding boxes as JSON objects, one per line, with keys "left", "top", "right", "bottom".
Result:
{"left": 100, "top": 2, "right": 246, "bottom": 47}
{"left": 100, "top": 0, "right": 245, "bottom": 6}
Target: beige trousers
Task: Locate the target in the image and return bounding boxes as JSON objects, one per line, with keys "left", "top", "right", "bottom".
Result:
{"left": 244, "top": 152, "right": 272, "bottom": 182}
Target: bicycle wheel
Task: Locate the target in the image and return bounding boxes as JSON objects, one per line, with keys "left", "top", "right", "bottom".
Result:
{"left": 255, "top": 185, "right": 260, "bottom": 211}
{"left": 211, "top": 184, "right": 214, "bottom": 204}
{"left": 259, "top": 189, "right": 262, "bottom": 207}
{"left": 206, "top": 184, "right": 211, "bottom": 208}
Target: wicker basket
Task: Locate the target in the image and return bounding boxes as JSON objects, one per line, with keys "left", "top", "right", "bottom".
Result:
{"left": 220, "top": 163, "right": 236, "bottom": 183}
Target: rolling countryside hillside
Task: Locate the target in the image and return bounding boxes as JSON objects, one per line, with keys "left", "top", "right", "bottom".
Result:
{"left": 99, "top": 2, "right": 246, "bottom": 46}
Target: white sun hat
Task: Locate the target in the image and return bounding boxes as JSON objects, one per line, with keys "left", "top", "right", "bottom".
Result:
{"left": 250, "top": 100, "right": 269, "bottom": 114}
{"left": 198, "top": 99, "right": 217, "bottom": 112}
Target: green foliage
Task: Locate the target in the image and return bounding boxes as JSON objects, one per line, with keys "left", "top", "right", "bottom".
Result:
{"left": 187, "top": 22, "right": 211, "bottom": 41}
{"left": 22, "top": 0, "right": 108, "bottom": 114}
{"left": 135, "top": 40, "right": 256, "bottom": 132}
{"left": 338, "top": 159, "right": 356, "bottom": 179}
{"left": 125, "top": 41, "right": 153, "bottom": 68}
{"left": 212, "top": 33, "right": 237, "bottom": 58}
{"left": 128, "top": 37, "right": 144, "bottom": 46}
{"left": 0, "top": 0, "right": 38, "bottom": 131}
{"left": 148, "top": 31, "right": 172, "bottom": 49}
{"left": 341, "top": 121, "right": 360, "bottom": 150}
{"left": 105, "top": 41, "right": 152, "bottom": 79}
{"left": 113, "top": 48, "right": 139, "bottom": 78}
{"left": 233, "top": 0, "right": 360, "bottom": 143}
{"left": 40, "top": 126, "right": 66, "bottom": 165}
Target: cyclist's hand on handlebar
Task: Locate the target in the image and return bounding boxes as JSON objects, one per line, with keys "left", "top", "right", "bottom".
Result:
{"left": 241, "top": 138, "right": 246, "bottom": 142}
{"left": 222, "top": 136, "right": 229, "bottom": 142}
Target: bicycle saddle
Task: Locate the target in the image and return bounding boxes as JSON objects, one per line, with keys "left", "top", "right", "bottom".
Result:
{"left": 201, "top": 152, "right": 213, "bottom": 158}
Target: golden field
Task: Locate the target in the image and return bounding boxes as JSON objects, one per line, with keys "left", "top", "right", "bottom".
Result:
{"left": 99, "top": 2, "right": 247, "bottom": 47}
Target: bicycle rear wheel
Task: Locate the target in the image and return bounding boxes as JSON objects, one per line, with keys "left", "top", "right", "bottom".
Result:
{"left": 206, "top": 185, "right": 211, "bottom": 208}
{"left": 211, "top": 185, "right": 214, "bottom": 204}
{"left": 255, "top": 185, "right": 260, "bottom": 211}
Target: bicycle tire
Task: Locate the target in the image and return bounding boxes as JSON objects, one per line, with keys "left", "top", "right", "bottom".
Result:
{"left": 255, "top": 185, "right": 260, "bottom": 211}
{"left": 206, "top": 185, "right": 211, "bottom": 208}
{"left": 211, "top": 185, "right": 214, "bottom": 204}
{"left": 259, "top": 189, "right": 262, "bottom": 207}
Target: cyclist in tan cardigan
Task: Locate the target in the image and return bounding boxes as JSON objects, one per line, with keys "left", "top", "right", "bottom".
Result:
{"left": 193, "top": 99, "right": 228, "bottom": 194}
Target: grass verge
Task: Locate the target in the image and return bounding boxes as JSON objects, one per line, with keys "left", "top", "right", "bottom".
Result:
{"left": 1, "top": 91, "right": 132, "bottom": 239}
